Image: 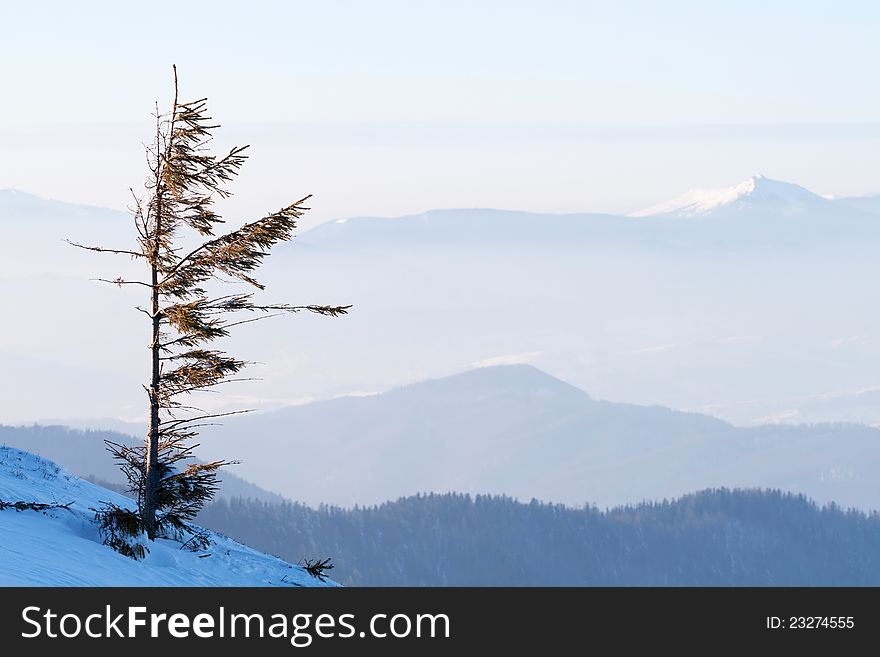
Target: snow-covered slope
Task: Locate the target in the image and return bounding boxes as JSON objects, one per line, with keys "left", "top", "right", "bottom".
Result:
{"left": 629, "top": 174, "right": 831, "bottom": 217}
{"left": 0, "top": 446, "right": 336, "bottom": 586}
{"left": 0, "top": 424, "right": 288, "bottom": 504}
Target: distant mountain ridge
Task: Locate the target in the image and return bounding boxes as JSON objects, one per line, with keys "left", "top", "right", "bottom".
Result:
{"left": 198, "top": 364, "right": 880, "bottom": 510}
{"left": 17, "top": 365, "right": 880, "bottom": 513}
{"left": 6, "top": 182, "right": 880, "bottom": 432}
{"left": 296, "top": 175, "right": 880, "bottom": 250}
{"left": 297, "top": 207, "right": 624, "bottom": 247}
{"left": 0, "top": 188, "right": 124, "bottom": 219}
{"left": 5, "top": 178, "right": 877, "bottom": 246}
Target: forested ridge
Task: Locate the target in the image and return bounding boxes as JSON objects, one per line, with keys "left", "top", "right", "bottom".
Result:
{"left": 199, "top": 488, "right": 880, "bottom": 586}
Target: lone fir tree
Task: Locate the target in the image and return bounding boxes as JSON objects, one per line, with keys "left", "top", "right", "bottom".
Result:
{"left": 72, "top": 67, "right": 348, "bottom": 550}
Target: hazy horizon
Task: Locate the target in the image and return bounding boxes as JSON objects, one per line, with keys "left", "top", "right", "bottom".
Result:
{"left": 4, "top": 1, "right": 880, "bottom": 227}
{"left": 5, "top": 0, "right": 880, "bottom": 482}
{"left": 4, "top": 175, "right": 880, "bottom": 431}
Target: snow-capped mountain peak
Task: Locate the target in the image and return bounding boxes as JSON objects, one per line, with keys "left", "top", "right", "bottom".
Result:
{"left": 629, "top": 175, "right": 828, "bottom": 218}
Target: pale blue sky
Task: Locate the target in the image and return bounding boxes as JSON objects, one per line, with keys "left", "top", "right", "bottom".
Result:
{"left": 2, "top": 0, "right": 879, "bottom": 225}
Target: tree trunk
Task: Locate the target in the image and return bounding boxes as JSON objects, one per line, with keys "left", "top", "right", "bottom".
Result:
{"left": 142, "top": 261, "right": 161, "bottom": 539}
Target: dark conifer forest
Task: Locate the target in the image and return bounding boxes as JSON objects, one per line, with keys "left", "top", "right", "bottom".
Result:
{"left": 198, "top": 489, "right": 880, "bottom": 586}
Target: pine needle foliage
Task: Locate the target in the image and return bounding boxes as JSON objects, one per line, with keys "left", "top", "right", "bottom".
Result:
{"left": 72, "top": 67, "right": 349, "bottom": 550}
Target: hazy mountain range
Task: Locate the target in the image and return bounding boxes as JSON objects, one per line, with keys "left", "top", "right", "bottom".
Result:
{"left": 7, "top": 424, "right": 880, "bottom": 586}
{"left": 195, "top": 364, "right": 880, "bottom": 509}
{"left": 3, "top": 176, "right": 880, "bottom": 428}
{"left": 6, "top": 365, "right": 880, "bottom": 511}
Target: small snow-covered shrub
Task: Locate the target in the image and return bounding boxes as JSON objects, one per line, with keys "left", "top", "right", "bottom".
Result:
{"left": 301, "top": 557, "right": 334, "bottom": 582}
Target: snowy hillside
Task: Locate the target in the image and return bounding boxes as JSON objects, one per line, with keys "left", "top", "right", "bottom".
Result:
{"left": 0, "top": 424, "right": 287, "bottom": 504}
{"left": 0, "top": 446, "right": 336, "bottom": 586}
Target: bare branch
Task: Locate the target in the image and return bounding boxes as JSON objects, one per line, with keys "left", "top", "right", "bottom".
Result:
{"left": 161, "top": 377, "right": 259, "bottom": 399}
{"left": 66, "top": 240, "right": 145, "bottom": 258}
{"left": 91, "top": 277, "right": 152, "bottom": 288}
{"left": 219, "top": 313, "right": 283, "bottom": 330}
{"left": 159, "top": 408, "right": 253, "bottom": 430}
{"left": 134, "top": 306, "right": 155, "bottom": 317}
